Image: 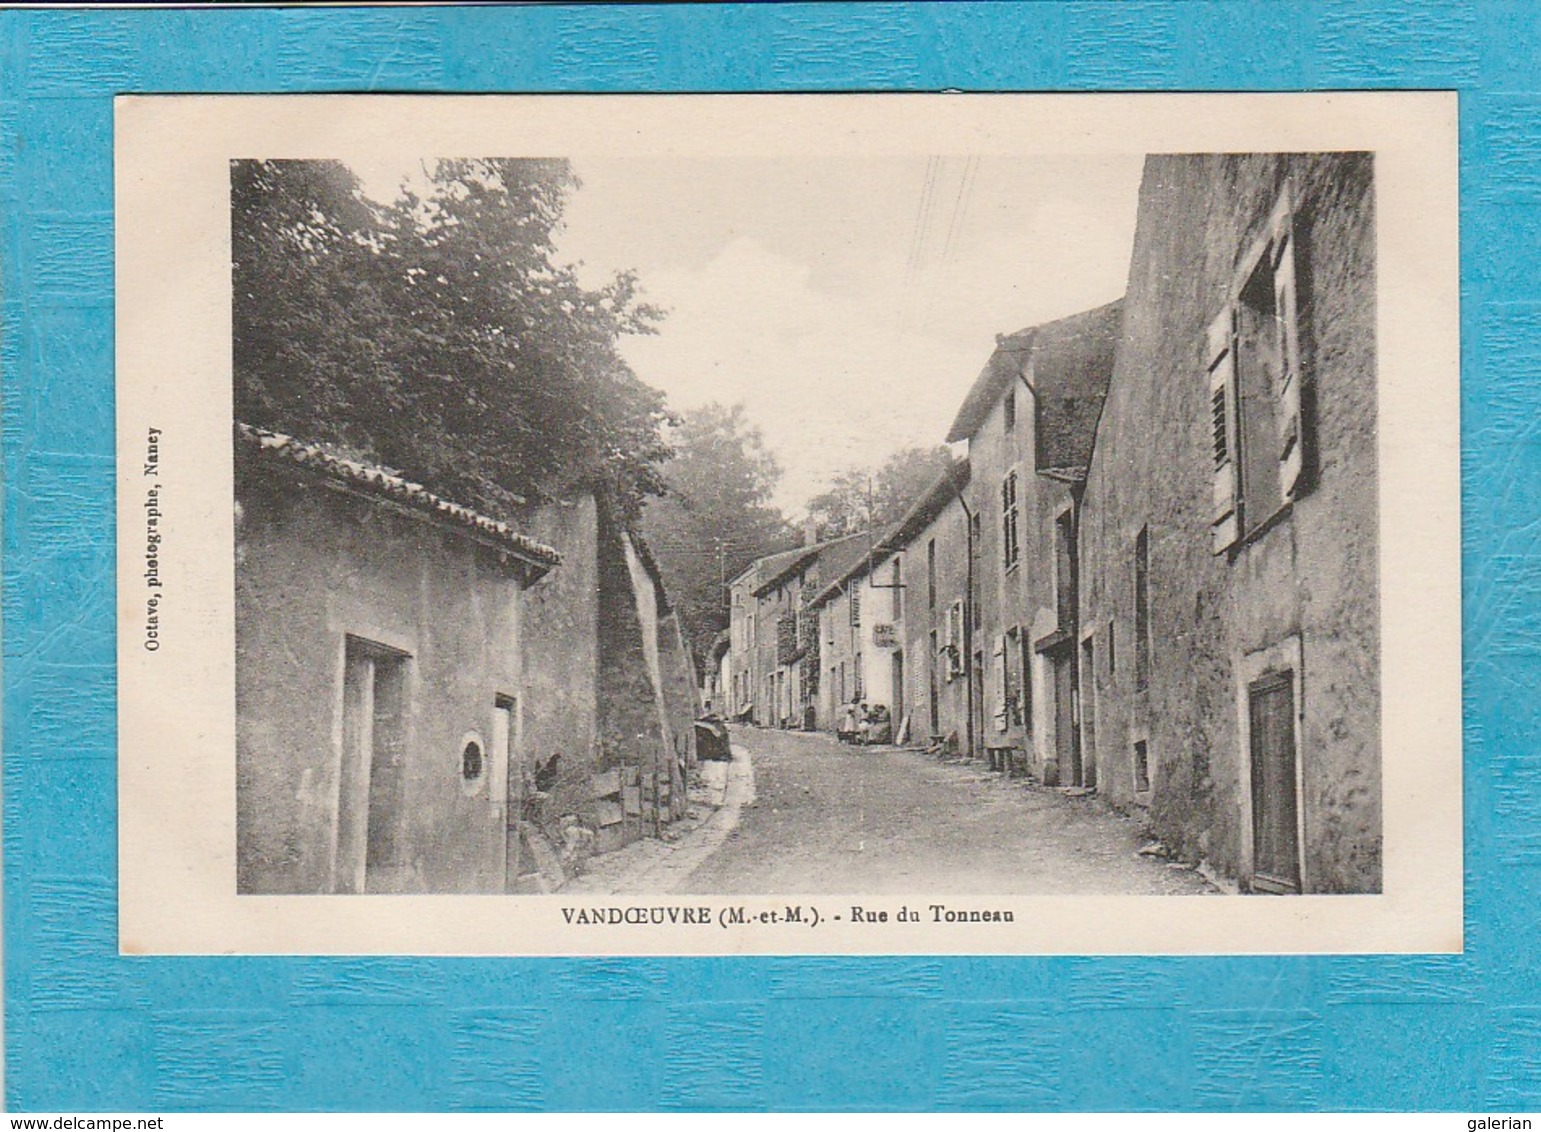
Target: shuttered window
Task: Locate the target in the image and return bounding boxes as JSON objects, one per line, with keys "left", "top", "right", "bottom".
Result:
{"left": 992, "top": 635, "right": 1008, "bottom": 731}
{"left": 1001, "top": 470, "right": 1020, "bottom": 571}
{"left": 1208, "top": 307, "right": 1242, "bottom": 552}
{"left": 1209, "top": 187, "right": 1310, "bottom": 555}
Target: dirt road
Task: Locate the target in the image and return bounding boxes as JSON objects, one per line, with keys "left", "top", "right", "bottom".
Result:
{"left": 678, "top": 726, "right": 1215, "bottom": 895}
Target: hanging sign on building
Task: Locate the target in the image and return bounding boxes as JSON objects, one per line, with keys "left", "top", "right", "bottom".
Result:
{"left": 872, "top": 622, "right": 898, "bottom": 649}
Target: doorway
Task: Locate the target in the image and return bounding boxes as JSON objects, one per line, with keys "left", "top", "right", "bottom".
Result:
{"left": 493, "top": 694, "right": 526, "bottom": 891}
{"left": 1050, "top": 644, "right": 1080, "bottom": 787}
{"left": 1079, "top": 636, "right": 1097, "bottom": 789}
{"left": 1248, "top": 670, "right": 1302, "bottom": 893}
{"left": 337, "top": 634, "right": 411, "bottom": 894}
{"left": 891, "top": 650, "right": 905, "bottom": 738}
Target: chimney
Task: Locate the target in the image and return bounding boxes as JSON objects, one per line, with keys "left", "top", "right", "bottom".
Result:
{"left": 804, "top": 518, "right": 820, "bottom": 547}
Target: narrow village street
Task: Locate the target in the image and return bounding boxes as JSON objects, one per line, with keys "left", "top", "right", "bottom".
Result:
{"left": 570, "top": 727, "right": 1217, "bottom": 896}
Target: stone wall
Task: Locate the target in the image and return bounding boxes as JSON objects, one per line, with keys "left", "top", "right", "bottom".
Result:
{"left": 521, "top": 494, "right": 601, "bottom": 834}
{"left": 896, "top": 494, "right": 972, "bottom": 751}
{"left": 1079, "top": 153, "right": 1379, "bottom": 892}
{"left": 235, "top": 469, "right": 532, "bottom": 895}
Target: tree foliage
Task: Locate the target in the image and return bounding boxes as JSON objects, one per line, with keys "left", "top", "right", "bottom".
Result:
{"left": 805, "top": 445, "right": 959, "bottom": 537}
{"left": 232, "top": 158, "right": 672, "bottom": 523}
{"left": 640, "top": 403, "right": 794, "bottom": 668}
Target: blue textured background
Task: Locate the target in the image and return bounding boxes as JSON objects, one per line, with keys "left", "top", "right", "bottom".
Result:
{"left": 0, "top": 2, "right": 1530, "bottom": 1112}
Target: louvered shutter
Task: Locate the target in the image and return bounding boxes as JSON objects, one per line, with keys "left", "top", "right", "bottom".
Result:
{"left": 1208, "top": 305, "right": 1241, "bottom": 553}
{"left": 992, "top": 635, "right": 1008, "bottom": 731}
{"left": 1272, "top": 212, "right": 1306, "bottom": 499}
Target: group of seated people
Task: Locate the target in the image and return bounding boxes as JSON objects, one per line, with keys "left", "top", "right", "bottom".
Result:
{"left": 836, "top": 700, "right": 892, "bottom": 746}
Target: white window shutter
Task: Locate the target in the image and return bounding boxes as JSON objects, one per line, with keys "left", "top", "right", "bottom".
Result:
{"left": 1273, "top": 215, "right": 1306, "bottom": 499}
{"left": 1207, "top": 305, "right": 1241, "bottom": 553}
{"left": 992, "top": 635, "right": 1008, "bottom": 731}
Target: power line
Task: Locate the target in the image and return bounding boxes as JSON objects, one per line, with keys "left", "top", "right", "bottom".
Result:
{"left": 941, "top": 155, "right": 979, "bottom": 264}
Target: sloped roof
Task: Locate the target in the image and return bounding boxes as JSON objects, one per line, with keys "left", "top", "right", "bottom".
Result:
{"left": 236, "top": 422, "right": 561, "bottom": 571}
{"left": 882, "top": 457, "right": 970, "bottom": 550}
{"left": 945, "top": 299, "right": 1124, "bottom": 452}
{"left": 750, "top": 531, "right": 870, "bottom": 598}
{"left": 945, "top": 327, "right": 1035, "bottom": 444}
{"left": 1033, "top": 299, "right": 1124, "bottom": 472}
{"left": 807, "top": 459, "right": 970, "bottom": 610}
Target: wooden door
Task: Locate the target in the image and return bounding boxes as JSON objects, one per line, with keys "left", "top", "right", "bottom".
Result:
{"left": 927, "top": 630, "right": 940, "bottom": 737}
{"left": 1079, "top": 637, "right": 1097, "bottom": 789}
{"left": 892, "top": 650, "right": 904, "bottom": 735}
{"left": 1052, "top": 646, "right": 1079, "bottom": 787}
{"left": 1249, "top": 671, "right": 1301, "bottom": 893}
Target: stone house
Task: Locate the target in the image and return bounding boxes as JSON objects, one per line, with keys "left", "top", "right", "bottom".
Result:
{"left": 235, "top": 424, "right": 698, "bottom": 893}
{"left": 726, "top": 532, "right": 869, "bottom": 729}
{"left": 808, "top": 534, "right": 909, "bottom": 734}
{"left": 726, "top": 562, "right": 758, "bottom": 721}
{"left": 234, "top": 424, "right": 561, "bottom": 895}
{"left": 883, "top": 459, "right": 972, "bottom": 751}
{"left": 1078, "top": 153, "right": 1379, "bottom": 894}
{"left": 945, "top": 301, "right": 1123, "bottom": 780}
{"left": 751, "top": 531, "right": 871, "bottom": 730}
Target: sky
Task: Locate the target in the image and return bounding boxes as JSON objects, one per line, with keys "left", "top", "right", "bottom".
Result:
{"left": 359, "top": 154, "right": 1144, "bottom": 517}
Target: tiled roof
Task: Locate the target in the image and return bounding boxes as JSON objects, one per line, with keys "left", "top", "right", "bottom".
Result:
{"left": 807, "top": 530, "right": 897, "bottom": 610}
{"left": 945, "top": 299, "right": 1123, "bottom": 448}
{"left": 236, "top": 422, "right": 562, "bottom": 570}
{"left": 1032, "top": 299, "right": 1123, "bottom": 472}
{"left": 882, "top": 457, "right": 970, "bottom": 550}
{"left": 750, "top": 532, "right": 870, "bottom": 598}
{"left": 806, "top": 460, "right": 970, "bottom": 610}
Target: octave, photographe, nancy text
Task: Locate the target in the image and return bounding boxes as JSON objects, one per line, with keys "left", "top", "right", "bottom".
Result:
{"left": 143, "top": 427, "right": 163, "bottom": 652}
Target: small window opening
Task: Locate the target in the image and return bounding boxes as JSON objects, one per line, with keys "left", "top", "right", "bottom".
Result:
{"left": 462, "top": 738, "right": 484, "bottom": 782}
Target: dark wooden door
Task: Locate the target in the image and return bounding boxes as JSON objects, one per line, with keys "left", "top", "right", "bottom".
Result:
{"left": 892, "top": 650, "right": 904, "bottom": 736}
{"left": 927, "top": 631, "right": 940, "bottom": 737}
{"left": 1079, "top": 637, "right": 1096, "bottom": 789}
{"left": 1249, "top": 671, "right": 1301, "bottom": 893}
{"left": 1052, "top": 646, "right": 1079, "bottom": 787}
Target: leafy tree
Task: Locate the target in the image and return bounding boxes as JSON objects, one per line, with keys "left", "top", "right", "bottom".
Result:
{"left": 640, "top": 403, "right": 795, "bottom": 667}
{"left": 805, "top": 445, "right": 959, "bottom": 537}
{"left": 232, "top": 158, "right": 671, "bottom": 523}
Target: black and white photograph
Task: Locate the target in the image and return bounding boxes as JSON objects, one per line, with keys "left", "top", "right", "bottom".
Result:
{"left": 117, "top": 94, "right": 1459, "bottom": 952}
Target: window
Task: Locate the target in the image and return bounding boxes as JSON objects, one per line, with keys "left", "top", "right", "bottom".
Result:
{"left": 1003, "top": 627, "right": 1026, "bottom": 729}
{"left": 1133, "top": 739, "right": 1150, "bottom": 794}
{"left": 1134, "top": 527, "right": 1151, "bottom": 692}
{"left": 461, "top": 737, "right": 484, "bottom": 782}
{"left": 1004, "top": 389, "right": 1016, "bottom": 432}
{"left": 927, "top": 538, "right": 937, "bottom": 610}
{"left": 1107, "top": 619, "right": 1116, "bottom": 677}
{"left": 1001, "top": 470, "right": 1020, "bottom": 571}
{"left": 944, "top": 599, "right": 965, "bottom": 680}
{"left": 1209, "top": 189, "right": 1307, "bottom": 553}
{"left": 969, "top": 513, "right": 982, "bottom": 630}
{"left": 891, "top": 558, "right": 903, "bottom": 621}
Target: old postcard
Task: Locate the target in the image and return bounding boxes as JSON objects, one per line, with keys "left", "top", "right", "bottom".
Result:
{"left": 116, "top": 92, "right": 1459, "bottom": 955}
